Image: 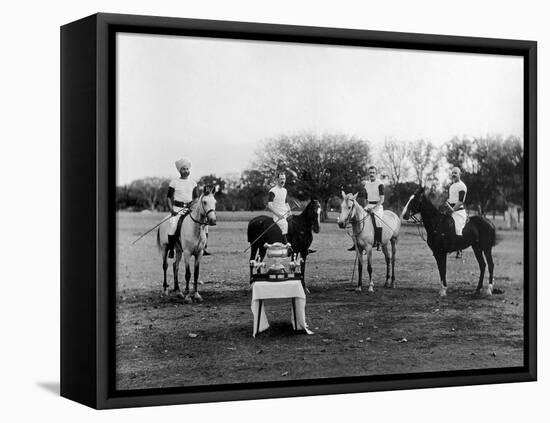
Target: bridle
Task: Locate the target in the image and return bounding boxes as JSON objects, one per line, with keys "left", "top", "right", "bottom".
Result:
{"left": 404, "top": 194, "right": 426, "bottom": 241}
{"left": 341, "top": 198, "right": 369, "bottom": 235}
{"left": 188, "top": 194, "right": 216, "bottom": 226}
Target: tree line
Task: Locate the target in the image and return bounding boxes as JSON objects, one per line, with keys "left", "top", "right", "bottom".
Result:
{"left": 116, "top": 133, "right": 523, "bottom": 219}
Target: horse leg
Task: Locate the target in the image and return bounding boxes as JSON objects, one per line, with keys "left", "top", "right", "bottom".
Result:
{"left": 472, "top": 246, "right": 486, "bottom": 294}
{"left": 173, "top": 251, "right": 184, "bottom": 298}
{"left": 355, "top": 250, "right": 363, "bottom": 292}
{"left": 382, "top": 243, "right": 391, "bottom": 288}
{"left": 367, "top": 245, "right": 374, "bottom": 293}
{"left": 162, "top": 247, "right": 169, "bottom": 293}
{"left": 435, "top": 252, "right": 448, "bottom": 297}
{"left": 484, "top": 248, "right": 495, "bottom": 294}
{"left": 300, "top": 255, "right": 310, "bottom": 294}
{"left": 390, "top": 237, "right": 397, "bottom": 288}
{"left": 193, "top": 255, "right": 203, "bottom": 303}
{"left": 249, "top": 245, "right": 258, "bottom": 280}
{"left": 183, "top": 252, "right": 193, "bottom": 304}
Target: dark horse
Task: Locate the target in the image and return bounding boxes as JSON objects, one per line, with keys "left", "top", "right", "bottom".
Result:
{"left": 247, "top": 199, "right": 321, "bottom": 292}
{"left": 402, "top": 188, "right": 496, "bottom": 297}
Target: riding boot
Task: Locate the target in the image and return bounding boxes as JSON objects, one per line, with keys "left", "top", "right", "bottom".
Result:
{"left": 347, "top": 244, "right": 356, "bottom": 251}
{"left": 375, "top": 227, "right": 382, "bottom": 251}
{"left": 203, "top": 233, "right": 212, "bottom": 256}
{"left": 167, "top": 235, "right": 176, "bottom": 259}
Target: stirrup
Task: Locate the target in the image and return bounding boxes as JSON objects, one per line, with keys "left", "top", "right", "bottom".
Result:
{"left": 347, "top": 245, "right": 356, "bottom": 251}
{"left": 203, "top": 250, "right": 212, "bottom": 256}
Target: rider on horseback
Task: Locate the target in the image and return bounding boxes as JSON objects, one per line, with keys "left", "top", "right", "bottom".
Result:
{"left": 447, "top": 166, "right": 468, "bottom": 258}
{"left": 348, "top": 165, "right": 385, "bottom": 251}
{"left": 166, "top": 158, "right": 211, "bottom": 258}
{"left": 267, "top": 172, "right": 292, "bottom": 250}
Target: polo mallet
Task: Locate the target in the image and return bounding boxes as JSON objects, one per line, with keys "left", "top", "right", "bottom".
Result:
{"left": 131, "top": 208, "right": 188, "bottom": 245}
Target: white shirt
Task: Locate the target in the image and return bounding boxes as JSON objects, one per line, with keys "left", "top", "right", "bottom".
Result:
{"left": 169, "top": 178, "right": 196, "bottom": 203}
{"left": 449, "top": 180, "right": 467, "bottom": 204}
{"left": 364, "top": 179, "right": 384, "bottom": 202}
{"left": 268, "top": 186, "right": 288, "bottom": 215}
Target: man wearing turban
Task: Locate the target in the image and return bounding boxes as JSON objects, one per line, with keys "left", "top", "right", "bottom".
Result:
{"left": 166, "top": 159, "right": 200, "bottom": 258}
{"left": 446, "top": 166, "right": 469, "bottom": 259}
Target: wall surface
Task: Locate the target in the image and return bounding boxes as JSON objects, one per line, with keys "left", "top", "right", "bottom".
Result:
{"left": 1, "top": 0, "right": 546, "bottom": 420}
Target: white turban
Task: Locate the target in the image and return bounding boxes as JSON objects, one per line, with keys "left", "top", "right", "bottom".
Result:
{"left": 175, "top": 158, "right": 191, "bottom": 171}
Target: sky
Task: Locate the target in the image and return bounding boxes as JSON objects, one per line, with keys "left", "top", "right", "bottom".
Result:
{"left": 116, "top": 32, "right": 523, "bottom": 185}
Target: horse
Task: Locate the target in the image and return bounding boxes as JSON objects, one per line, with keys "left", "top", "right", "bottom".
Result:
{"left": 337, "top": 191, "right": 401, "bottom": 292}
{"left": 247, "top": 199, "right": 321, "bottom": 292}
{"left": 156, "top": 188, "right": 217, "bottom": 303}
{"left": 401, "top": 187, "right": 496, "bottom": 297}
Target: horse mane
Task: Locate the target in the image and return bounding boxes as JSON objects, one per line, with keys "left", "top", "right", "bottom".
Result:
{"left": 419, "top": 189, "right": 440, "bottom": 217}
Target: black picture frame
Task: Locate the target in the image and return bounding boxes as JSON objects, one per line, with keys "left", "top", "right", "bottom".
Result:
{"left": 60, "top": 12, "right": 537, "bottom": 409}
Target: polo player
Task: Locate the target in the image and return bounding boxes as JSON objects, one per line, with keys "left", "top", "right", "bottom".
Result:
{"left": 166, "top": 158, "right": 201, "bottom": 258}
{"left": 447, "top": 166, "right": 468, "bottom": 249}
{"left": 348, "top": 165, "right": 384, "bottom": 251}
{"left": 267, "top": 172, "right": 292, "bottom": 248}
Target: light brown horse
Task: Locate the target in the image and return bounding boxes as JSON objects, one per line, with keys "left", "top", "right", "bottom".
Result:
{"left": 157, "top": 189, "right": 217, "bottom": 303}
{"left": 338, "top": 191, "right": 401, "bottom": 292}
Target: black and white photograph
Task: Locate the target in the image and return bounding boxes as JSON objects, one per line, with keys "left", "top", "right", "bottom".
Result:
{"left": 114, "top": 31, "right": 526, "bottom": 391}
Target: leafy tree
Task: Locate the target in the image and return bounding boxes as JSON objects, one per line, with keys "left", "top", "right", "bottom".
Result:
{"left": 252, "top": 132, "right": 371, "bottom": 219}
{"left": 128, "top": 177, "right": 168, "bottom": 211}
{"left": 444, "top": 135, "right": 524, "bottom": 214}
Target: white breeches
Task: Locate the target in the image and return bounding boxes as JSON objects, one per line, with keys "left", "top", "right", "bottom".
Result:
{"left": 452, "top": 209, "right": 467, "bottom": 235}
{"left": 365, "top": 204, "right": 383, "bottom": 227}
{"left": 168, "top": 206, "right": 185, "bottom": 235}
{"left": 272, "top": 213, "right": 288, "bottom": 235}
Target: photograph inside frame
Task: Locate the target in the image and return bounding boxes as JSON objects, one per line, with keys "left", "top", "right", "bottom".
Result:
{"left": 115, "top": 32, "right": 525, "bottom": 391}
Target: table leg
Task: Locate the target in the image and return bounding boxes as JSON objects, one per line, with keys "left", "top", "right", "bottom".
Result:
{"left": 257, "top": 300, "right": 263, "bottom": 335}
{"left": 292, "top": 298, "right": 297, "bottom": 331}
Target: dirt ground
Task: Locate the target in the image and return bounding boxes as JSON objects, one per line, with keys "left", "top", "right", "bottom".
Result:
{"left": 116, "top": 211, "right": 524, "bottom": 390}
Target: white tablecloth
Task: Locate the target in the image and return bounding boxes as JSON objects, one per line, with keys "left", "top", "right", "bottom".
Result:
{"left": 251, "top": 280, "right": 314, "bottom": 337}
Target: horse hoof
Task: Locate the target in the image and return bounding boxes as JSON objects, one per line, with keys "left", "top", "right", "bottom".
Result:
{"left": 174, "top": 290, "right": 185, "bottom": 299}
{"left": 183, "top": 294, "right": 193, "bottom": 304}
{"left": 486, "top": 286, "right": 493, "bottom": 296}
{"left": 193, "top": 293, "right": 204, "bottom": 303}
{"left": 368, "top": 286, "right": 374, "bottom": 293}
{"left": 390, "top": 283, "right": 396, "bottom": 289}
{"left": 439, "top": 289, "right": 447, "bottom": 297}
{"left": 354, "top": 287, "right": 362, "bottom": 293}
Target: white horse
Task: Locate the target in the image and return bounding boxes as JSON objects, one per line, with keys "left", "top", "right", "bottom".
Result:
{"left": 157, "top": 189, "right": 217, "bottom": 303}
{"left": 338, "top": 191, "right": 401, "bottom": 292}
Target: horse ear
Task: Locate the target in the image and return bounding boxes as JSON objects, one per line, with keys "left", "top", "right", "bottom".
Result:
{"left": 341, "top": 190, "right": 345, "bottom": 199}
{"left": 352, "top": 192, "right": 358, "bottom": 200}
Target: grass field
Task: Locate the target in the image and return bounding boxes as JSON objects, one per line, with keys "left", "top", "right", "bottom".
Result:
{"left": 116, "top": 211, "right": 524, "bottom": 390}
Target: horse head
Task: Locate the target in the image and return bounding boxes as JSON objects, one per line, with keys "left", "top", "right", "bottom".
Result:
{"left": 309, "top": 198, "right": 321, "bottom": 233}
{"left": 199, "top": 187, "right": 217, "bottom": 226}
{"left": 338, "top": 191, "right": 359, "bottom": 229}
{"left": 402, "top": 187, "right": 429, "bottom": 221}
